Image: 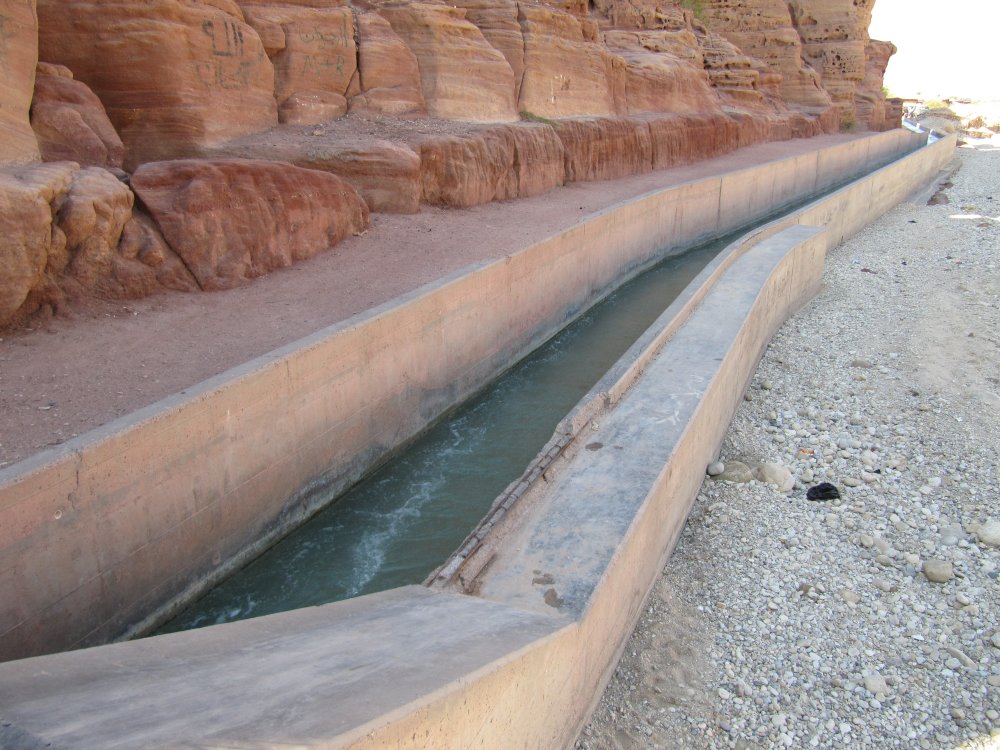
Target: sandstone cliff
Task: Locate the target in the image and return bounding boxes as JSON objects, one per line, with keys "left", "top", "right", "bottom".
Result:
{"left": 0, "top": 0, "right": 900, "bottom": 329}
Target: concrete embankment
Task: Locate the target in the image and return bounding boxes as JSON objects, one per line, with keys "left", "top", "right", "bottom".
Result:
{"left": 0, "top": 131, "right": 953, "bottom": 749}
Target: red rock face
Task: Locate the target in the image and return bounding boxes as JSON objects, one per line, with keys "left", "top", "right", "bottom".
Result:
{"left": 700, "top": 0, "right": 832, "bottom": 113}
{"left": 0, "top": 164, "right": 54, "bottom": 322}
{"left": 604, "top": 30, "right": 720, "bottom": 115}
{"left": 131, "top": 159, "right": 369, "bottom": 290}
{"left": 857, "top": 39, "right": 897, "bottom": 131}
{"left": 36, "top": 0, "right": 278, "bottom": 168}
{"left": 415, "top": 122, "right": 564, "bottom": 207}
{"left": 350, "top": 11, "right": 427, "bottom": 118}
{"left": 30, "top": 63, "right": 126, "bottom": 169}
{"left": 241, "top": 4, "right": 357, "bottom": 125}
{"left": 0, "top": 0, "right": 40, "bottom": 165}
{"left": 556, "top": 117, "right": 652, "bottom": 182}
{"left": 517, "top": 4, "right": 618, "bottom": 118}
{"left": 0, "top": 0, "right": 898, "bottom": 328}
{"left": 0, "top": 160, "right": 196, "bottom": 326}
{"left": 379, "top": 3, "right": 518, "bottom": 122}
{"left": 450, "top": 0, "right": 525, "bottom": 101}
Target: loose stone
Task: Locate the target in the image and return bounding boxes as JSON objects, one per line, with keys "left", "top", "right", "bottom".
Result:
{"left": 840, "top": 589, "right": 860, "bottom": 604}
{"left": 713, "top": 461, "right": 753, "bottom": 483}
{"left": 923, "top": 559, "right": 955, "bottom": 583}
{"left": 969, "top": 519, "right": 1000, "bottom": 547}
{"left": 753, "top": 462, "right": 793, "bottom": 490}
{"left": 863, "top": 673, "right": 889, "bottom": 696}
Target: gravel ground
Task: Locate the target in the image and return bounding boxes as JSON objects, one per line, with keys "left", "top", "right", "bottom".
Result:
{"left": 578, "top": 141, "right": 1000, "bottom": 749}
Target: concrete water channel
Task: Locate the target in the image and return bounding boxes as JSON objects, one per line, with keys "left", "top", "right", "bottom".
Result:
{"left": 155, "top": 235, "right": 732, "bottom": 633}
{"left": 0, "top": 130, "right": 954, "bottom": 748}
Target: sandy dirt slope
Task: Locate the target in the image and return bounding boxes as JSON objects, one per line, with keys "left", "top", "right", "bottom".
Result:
{"left": 0, "top": 134, "right": 858, "bottom": 468}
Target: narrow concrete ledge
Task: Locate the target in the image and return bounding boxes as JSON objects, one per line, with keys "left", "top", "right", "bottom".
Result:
{"left": 0, "top": 587, "right": 570, "bottom": 748}
{"left": 0, "top": 135, "right": 957, "bottom": 749}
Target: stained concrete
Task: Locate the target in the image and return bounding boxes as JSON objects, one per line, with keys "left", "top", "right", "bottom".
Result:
{"left": 0, "top": 134, "right": 958, "bottom": 750}
{"left": 0, "top": 130, "right": 927, "bottom": 664}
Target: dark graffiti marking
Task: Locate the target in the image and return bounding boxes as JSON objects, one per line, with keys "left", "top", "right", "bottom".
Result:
{"left": 298, "top": 14, "right": 351, "bottom": 48}
{"left": 202, "top": 17, "right": 245, "bottom": 58}
{"left": 299, "top": 53, "right": 346, "bottom": 80}
{"left": 195, "top": 58, "right": 259, "bottom": 90}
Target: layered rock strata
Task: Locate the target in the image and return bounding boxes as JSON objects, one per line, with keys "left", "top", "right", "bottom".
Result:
{"left": 131, "top": 159, "right": 370, "bottom": 291}
{"left": 0, "top": 0, "right": 41, "bottom": 165}
{"left": 30, "top": 63, "right": 125, "bottom": 169}
{"left": 0, "top": 0, "right": 899, "bottom": 328}
{"left": 36, "top": 0, "right": 278, "bottom": 168}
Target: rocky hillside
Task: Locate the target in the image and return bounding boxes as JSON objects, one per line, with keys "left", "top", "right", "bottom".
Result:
{"left": 0, "top": 0, "right": 900, "bottom": 329}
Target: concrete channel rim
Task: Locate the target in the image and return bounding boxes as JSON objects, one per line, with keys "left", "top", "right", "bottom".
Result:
{"left": 0, "top": 130, "right": 925, "bottom": 663}
{"left": 0, "top": 133, "right": 955, "bottom": 749}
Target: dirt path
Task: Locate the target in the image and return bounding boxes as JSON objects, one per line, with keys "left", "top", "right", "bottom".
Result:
{"left": 0, "top": 134, "right": 858, "bottom": 468}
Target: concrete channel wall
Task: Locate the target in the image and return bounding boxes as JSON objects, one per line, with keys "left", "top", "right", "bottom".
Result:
{"left": 0, "top": 129, "right": 930, "bottom": 665}
{"left": 0, "top": 134, "right": 956, "bottom": 748}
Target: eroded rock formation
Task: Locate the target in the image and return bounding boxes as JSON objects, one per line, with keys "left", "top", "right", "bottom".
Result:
{"left": 132, "top": 159, "right": 369, "bottom": 290}
{"left": 0, "top": 0, "right": 900, "bottom": 328}
{"left": 30, "top": 63, "right": 126, "bottom": 169}
{"left": 36, "top": 0, "right": 278, "bottom": 167}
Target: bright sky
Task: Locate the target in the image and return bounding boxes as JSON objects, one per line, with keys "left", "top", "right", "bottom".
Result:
{"left": 869, "top": 0, "right": 1000, "bottom": 100}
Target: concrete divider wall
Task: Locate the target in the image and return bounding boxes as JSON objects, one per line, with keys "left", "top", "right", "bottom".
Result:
{"left": 0, "top": 135, "right": 956, "bottom": 749}
{"left": 0, "top": 226, "right": 834, "bottom": 750}
{"left": 0, "top": 129, "right": 931, "bottom": 662}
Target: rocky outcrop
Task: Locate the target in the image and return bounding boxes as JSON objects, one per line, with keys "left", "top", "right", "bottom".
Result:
{"left": 36, "top": 0, "right": 277, "bottom": 168}
{"left": 350, "top": 11, "right": 427, "bottom": 118}
{"left": 379, "top": 3, "right": 518, "bottom": 122}
{"left": 30, "top": 63, "right": 125, "bottom": 169}
{"left": 603, "top": 29, "right": 720, "bottom": 114}
{"left": 449, "top": 0, "right": 525, "bottom": 101}
{"left": 786, "top": 0, "right": 896, "bottom": 128}
{"left": 0, "top": 0, "right": 40, "bottom": 165}
{"left": 0, "top": 163, "right": 54, "bottom": 322}
{"left": 700, "top": 0, "right": 832, "bottom": 114}
{"left": 416, "top": 122, "right": 565, "bottom": 207}
{"left": 241, "top": 4, "right": 357, "bottom": 125}
{"left": 517, "top": 4, "right": 618, "bottom": 118}
{"left": 0, "top": 161, "right": 197, "bottom": 326}
{"left": 0, "top": 0, "right": 900, "bottom": 328}
{"left": 857, "top": 39, "right": 896, "bottom": 131}
{"left": 131, "top": 159, "right": 369, "bottom": 290}
{"left": 217, "top": 135, "right": 424, "bottom": 214}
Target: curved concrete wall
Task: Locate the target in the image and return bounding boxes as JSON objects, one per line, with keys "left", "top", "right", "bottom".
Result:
{"left": 0, "top": 130, "right": 930, "bottom": 665}
{"left": 0, "top": 134, "right": 956, "bottom": 748}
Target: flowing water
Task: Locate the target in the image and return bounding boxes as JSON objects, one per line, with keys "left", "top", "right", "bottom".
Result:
{"left": 156, "top": 237, "right": 728, "bottom": 634}
{"left": 156, "top": 146, "right": 915, "bottom": 634}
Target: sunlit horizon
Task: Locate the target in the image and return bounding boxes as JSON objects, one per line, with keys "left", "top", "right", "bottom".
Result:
{"left": 870, "top": 0, "right": 999, "bottom": 101}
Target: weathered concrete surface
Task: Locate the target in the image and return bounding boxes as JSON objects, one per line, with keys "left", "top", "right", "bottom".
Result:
{"left": 0, "top": 134, "right": 956, "bottom": 749}
{"left": 0, "top": 129, "right": 932, "bottom": 665}
{"left": 0, "top": 586, "right": 571, "bottom": 748}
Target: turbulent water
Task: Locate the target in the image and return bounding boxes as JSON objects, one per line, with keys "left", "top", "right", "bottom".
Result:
{"left": 156, "top": 238, "right": 725, "bottom": 634}
{"left": 156, "top": 154, "right": 904, "bottom": 635}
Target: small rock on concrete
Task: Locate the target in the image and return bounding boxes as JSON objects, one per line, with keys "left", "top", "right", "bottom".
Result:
{"left": 707, "top": 461, "right": 725, "bottom": 477}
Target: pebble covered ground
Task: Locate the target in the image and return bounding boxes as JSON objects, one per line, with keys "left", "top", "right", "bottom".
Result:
{"left": 578, "top": 142, "right": 1000, "bottom": 749}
